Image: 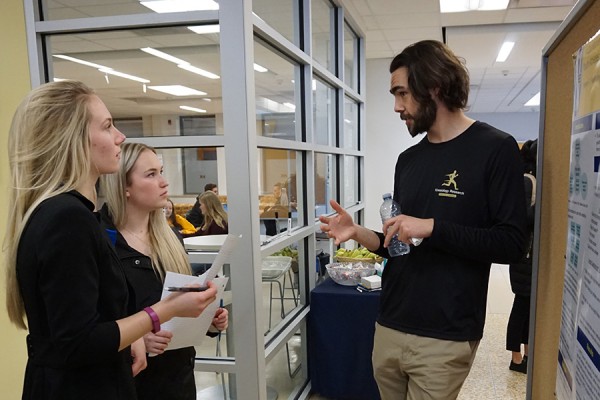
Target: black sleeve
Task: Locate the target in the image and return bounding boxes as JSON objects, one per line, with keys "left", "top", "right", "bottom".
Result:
{"left": 35, "top": 204, "right": 121, "bottom": 366}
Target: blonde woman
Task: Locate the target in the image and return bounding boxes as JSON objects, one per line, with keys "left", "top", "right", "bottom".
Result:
{"left": 100, "top": 143, "right": 228, "bottom": 400}
{"left": 197, "top": 191, "right": 229, "bottom": 236}
{"left": 5, "top": 81, "right": 218, "bottom": 400}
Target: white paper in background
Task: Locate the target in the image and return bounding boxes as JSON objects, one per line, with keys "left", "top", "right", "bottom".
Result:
{"left": 159, "top": 274, "right": 228, "bottom": 350}
{"left": 200, "top": 234, "right": 240, "bottom": 284}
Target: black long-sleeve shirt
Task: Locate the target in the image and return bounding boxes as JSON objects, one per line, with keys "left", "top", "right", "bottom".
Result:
{"left": 375, "top": 122, "right": 527, "bottom": 341}
{"left": 17, "top": 191, "right": 135, "bottom": 399}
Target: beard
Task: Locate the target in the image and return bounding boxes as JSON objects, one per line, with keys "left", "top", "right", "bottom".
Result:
{"left": 402, "top": 97, "right": 437, "bottom": 137}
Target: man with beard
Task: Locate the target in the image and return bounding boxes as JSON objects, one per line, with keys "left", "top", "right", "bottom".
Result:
{"left": 319, "top": 40, "right": 527, "bottom": 399}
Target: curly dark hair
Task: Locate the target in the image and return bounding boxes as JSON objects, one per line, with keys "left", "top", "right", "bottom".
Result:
{"left": 389, "top": 40, "right": 470, "bottom": 111}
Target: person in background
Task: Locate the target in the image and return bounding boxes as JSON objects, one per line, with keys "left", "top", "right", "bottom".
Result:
{"left": 197, "top": 191, "right": 228, "bottom": 236}
{"left": 319, "top": 40, "right": 527, "bottom": 400}
{"left": 186, "top": 183, "right": 218, "bottom": 228}
{"left": 165, "top": 198, "right": 198, "bottom": 236}
{"left": 100, "top": 143, "right": 228, "bottom": 400}
{"left": 506, "top": 139, "right": 538, "bottom": 374}
{"left": 261, "top": 182, "right": 290, "bottom": 236}
{"left": 5, "top": 80, "right": 218, "bottom": 400}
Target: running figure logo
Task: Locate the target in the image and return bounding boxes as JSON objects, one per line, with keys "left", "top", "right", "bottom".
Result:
{"left": 442, "top": 170, "right": 459, "bottom": 190}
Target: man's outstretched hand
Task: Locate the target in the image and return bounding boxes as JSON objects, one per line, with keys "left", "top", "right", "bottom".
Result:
{"left": 319, "top": 199, "right": 357, "bottom": 245}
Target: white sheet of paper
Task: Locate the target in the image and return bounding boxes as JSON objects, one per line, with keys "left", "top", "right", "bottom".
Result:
{"left": 198, "top": 234, "right": 240, "bottom": 284}
{"left": 156, "top": 234, "right": 240, "bottom": 350}
{"left": 159, "top": 274, "right": 228, "bottom": 350}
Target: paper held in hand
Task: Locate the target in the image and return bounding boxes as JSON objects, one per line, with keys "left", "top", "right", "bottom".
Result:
{"left": 159, "top": 234, "right": 240, "bottom": 350}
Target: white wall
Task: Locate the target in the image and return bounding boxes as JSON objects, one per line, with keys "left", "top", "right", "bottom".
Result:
{"left": 364, "top": 58, "right": 422, "bottom": 230}
{"left": 466, "top": 112, "right": 539, "bottom": 142}
{"left": 363, "top": 58, "right": 541, "bottom": 231}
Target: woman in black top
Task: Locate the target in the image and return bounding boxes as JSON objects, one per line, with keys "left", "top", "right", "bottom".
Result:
{"left": 5, "top": 81, "right": 219, "bottom": 400}
{"left": 100, "top": 142, "right": 228, "bottom": 400}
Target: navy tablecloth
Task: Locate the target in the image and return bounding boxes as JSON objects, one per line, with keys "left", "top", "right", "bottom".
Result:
{"left": 308, "top": 278, "right": 381, "bottom": 400}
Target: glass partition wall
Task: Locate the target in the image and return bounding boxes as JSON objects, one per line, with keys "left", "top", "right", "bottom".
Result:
{"left": 27, "top": 0, "right": 364, "bottom": 398}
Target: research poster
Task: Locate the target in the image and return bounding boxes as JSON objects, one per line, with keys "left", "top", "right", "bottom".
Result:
{"left": 556, "top": 32, "right": 600, "bottom": 400}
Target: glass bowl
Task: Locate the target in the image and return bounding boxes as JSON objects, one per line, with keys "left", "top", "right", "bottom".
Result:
{"left": 325, "top": 262, "right": 376, "bottom": 286}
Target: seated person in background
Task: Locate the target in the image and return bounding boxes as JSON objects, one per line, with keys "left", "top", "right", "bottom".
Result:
{"left": 261, "top": 182, "right": 291, "bottom": 236}
{"left": 197, "top": 191, "right": 228, "bottom": 236}
{"left": 165, "top": 198, "right": 198, "bottom": 236}
{"left": 186, "top": 183, "right": 218, "bottom": 228}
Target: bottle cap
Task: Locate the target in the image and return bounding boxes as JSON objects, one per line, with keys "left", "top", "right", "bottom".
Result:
{"left": 382, "top": 193, "right": 392, "bottom": 200}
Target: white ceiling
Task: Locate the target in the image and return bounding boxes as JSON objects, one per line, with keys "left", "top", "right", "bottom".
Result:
{"left": 343, "top": 0, "right": 576, "bottom": 112}
{"left": 45, "top": 0, "right": 577, "bottom": 117}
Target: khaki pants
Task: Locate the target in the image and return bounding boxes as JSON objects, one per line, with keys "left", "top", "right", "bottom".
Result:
{"left": 372, "top": 323, "right": 479, "bottom": 400}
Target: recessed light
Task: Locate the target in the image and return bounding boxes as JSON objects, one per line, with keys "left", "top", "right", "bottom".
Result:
{"left": 140, "top": 0, "right": 218, "bottom": 13}
{"left": 180, "top": 105, "right": 207, "bottom": 113}
{"left": 525, "top": 92, "right": 540, "bottom": 107}
{"left": 178, "top": 64, "right": 220, "bottom": 80}
{"left": 99, "top": 68, "right": 150, "bottom": 83}
{"left": 53, "top": 54, "right": 107, "bottom": 69}
{"left": 141, "top": 48, "right": 189, "bottom": 65}
{"left": 496, "top": 41, "right": 515, "bottom": 62}
{"left": 148, "top": 85, "right": 207, "bottom": 96}
{"left": 254, "top": 63, "right": 268, "bottom": 73}
{"left": 188, "top": 25, "right": 220, "bottom": 34}
{"left": 439, "top": 0, "right": 509, "bottom": 13}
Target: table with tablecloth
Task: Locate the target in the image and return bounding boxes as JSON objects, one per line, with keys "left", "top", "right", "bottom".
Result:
{"left": 308, "top": 278, "right": 381, "bottom": 400}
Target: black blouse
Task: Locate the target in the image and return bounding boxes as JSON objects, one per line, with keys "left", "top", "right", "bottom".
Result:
{"left": 17, "top": 191, "right": 135, "bottom": 400}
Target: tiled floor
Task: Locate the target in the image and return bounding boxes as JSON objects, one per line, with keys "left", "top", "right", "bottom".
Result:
{"left": 193, "top": 263, "right": 528, "bottom": 399}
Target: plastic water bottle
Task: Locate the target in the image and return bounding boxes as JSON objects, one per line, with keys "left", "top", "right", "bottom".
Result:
{"left": 380, "top": 193, "right": 410, "bottom": 256}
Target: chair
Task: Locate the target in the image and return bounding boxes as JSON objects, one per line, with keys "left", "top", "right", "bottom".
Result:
{"left": 261, "top": 256, "right": 297, "bottom": 330}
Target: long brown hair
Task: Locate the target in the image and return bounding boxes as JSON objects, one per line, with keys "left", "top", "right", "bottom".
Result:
{"left": 389, "top": 40, "right": 469, "bottom": 111}
{"left": 199, "top": 191, "right": 228, "bottom": 231}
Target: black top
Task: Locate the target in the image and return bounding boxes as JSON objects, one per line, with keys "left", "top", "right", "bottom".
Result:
{"left": 100, "top": 204, "right": 198, "bottom": 400}
{"left": 17, "top": 191, "right": 135, "bottom": 400}
{"left": 185, "top": 200, "right": 204, "bottom": 228}
{"left": 509, "top": 174, "right": 536, "bottom": 296}
{"left": 374, "top": 122, "right": 527, "bottom": 341}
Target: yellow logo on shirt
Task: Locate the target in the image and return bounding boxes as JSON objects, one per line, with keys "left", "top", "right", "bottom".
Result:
{"left": 435, "top": 170, "right": 464, "bottom": 198}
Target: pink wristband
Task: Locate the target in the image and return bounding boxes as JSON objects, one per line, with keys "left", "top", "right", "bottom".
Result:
{"left": 143, "top": 307, "right": 160, "bottom": 333}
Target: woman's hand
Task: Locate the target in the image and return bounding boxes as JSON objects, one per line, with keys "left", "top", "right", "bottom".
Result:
{"left": 211, "top": 307, "right": 229, "bottom": 331}
{"left": 318, "top": 200, "right": 357, "bottom": 245}
{"left": 156, "top": 280, "right": 218, "bottom": 321}
{"left": 143, "top": 330, "right": 173, "bottom": 355}
{"left": 131, "top": 337, "right": 147, "bottom": 376}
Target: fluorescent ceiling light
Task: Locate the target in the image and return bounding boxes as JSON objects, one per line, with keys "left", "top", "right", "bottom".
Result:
{"left": 188, "top": 25, "right": 220, "bottom": 34}
{"left": 140, "top": 0, "right": 218, "bottom": 13}
{"left": 141, "top": 47, "right": 189, "bottom": 65}
{"left": 54, "top": 55, "right": 150, "bottom": 83}
{"left": 439, "top": 0, "right": 509, "bottom": 13}
{"left": 283, "top": 102, "right": 296, "bottom": 110}
{"left": 178, "top": 64, "right": 220, "bottom": 79}
{"left": 180, "top": 105, "right": 207, "bottom": 113}
{"left": 53, "top": 54, "right": 108, "bottom": 69}
{"left": 99, "top": 68, "right": 150, "bottom": 83}
{"left": 525, "top": 92, "right": 540, "bottom": 107}
{"left": 254, "top": 63, "right": 268, "bottom": 73}
{"left": 148, "top": 85, "right": 207, "bottom": 96}
{"left": 496, "top": 41, "right": 515, "bottom": 62}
